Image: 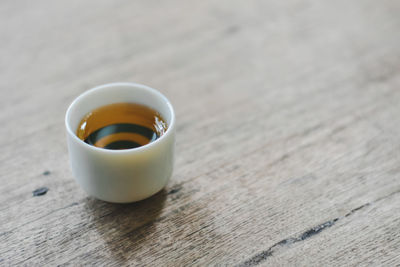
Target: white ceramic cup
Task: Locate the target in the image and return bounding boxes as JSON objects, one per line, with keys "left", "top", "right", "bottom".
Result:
{"left": 65, "top": 82, "right": 175, "bottom": 203}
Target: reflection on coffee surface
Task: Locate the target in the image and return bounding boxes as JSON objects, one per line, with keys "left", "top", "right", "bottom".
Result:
{"left": 76, "top": 103, "right": 167, "bottom": 150}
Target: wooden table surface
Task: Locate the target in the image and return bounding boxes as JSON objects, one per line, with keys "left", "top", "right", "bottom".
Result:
{"left": 1, "top": 0, "right": 400, "bottom": 266}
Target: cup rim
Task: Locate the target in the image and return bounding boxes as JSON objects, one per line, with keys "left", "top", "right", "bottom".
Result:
{"left": 65, "top": 82, "right": 175, "bottom": 154}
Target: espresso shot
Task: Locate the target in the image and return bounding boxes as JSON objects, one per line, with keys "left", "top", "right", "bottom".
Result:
{"left": 76, "top": 102, "right": 167, "bottom": 150}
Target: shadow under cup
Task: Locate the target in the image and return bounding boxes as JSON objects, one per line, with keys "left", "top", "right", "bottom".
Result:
{"left": 65, "top": 83, "right": 175, "bottom": 203}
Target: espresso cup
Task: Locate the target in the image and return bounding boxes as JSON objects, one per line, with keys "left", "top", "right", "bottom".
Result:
{"left": 65, "top": 83, "right": 175, "bottom": 203}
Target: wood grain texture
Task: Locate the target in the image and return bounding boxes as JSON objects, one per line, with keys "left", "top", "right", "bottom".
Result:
{"left": 1, "top": 0, "right": 400, "bottom": 266}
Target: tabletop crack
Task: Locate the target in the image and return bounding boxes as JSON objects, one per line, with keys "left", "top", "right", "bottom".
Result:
{"left": 236, "top": 189, "right": 400, "bottom": 267}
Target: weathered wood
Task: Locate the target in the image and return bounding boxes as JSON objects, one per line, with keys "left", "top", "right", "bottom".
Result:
{"left": 1, "top": 0, "right": 400, "bottom": 266}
